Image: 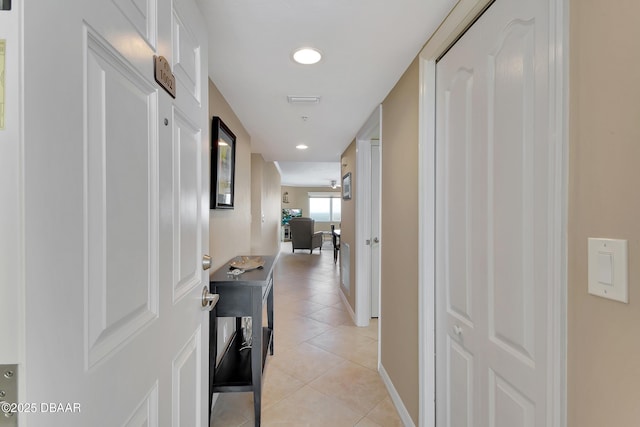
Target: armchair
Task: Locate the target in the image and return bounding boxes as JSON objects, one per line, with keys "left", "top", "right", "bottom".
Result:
{"left": 289, "top": 217, "right": 323, "bottom": 253}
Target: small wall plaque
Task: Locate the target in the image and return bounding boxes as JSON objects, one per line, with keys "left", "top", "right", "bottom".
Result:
{"left": 153, "top": 55, "right": 176, "bottom": 98}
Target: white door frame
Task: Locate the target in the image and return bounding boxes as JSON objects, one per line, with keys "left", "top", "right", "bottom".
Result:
{"left": 417, "top": 0, "right": 569, "bottom": 425}
{"left": 354, "top": 105, "right": 382, "bottom": 327}
{"left": 0, "top": 0, "right": 26, "bottom": 401}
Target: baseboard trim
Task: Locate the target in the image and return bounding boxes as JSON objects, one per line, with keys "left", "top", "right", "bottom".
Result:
{"left": 339, "top": 288, "right": 357, "bottom": 325}
{"left": 379, "top": 364, "right": 416, "bottom": 427}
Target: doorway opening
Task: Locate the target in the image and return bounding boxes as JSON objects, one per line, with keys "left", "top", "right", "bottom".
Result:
{"left": 354, "top": 105, "right": 382, "bottom": 328}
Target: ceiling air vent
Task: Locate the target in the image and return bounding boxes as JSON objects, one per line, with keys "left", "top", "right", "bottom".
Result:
{"left": 287, "top": 96, "right": 321, "bottom": 104}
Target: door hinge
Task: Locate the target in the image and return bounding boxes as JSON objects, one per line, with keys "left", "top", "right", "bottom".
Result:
{"left": 0, "top": 364, "right": 18, "bottom": 426}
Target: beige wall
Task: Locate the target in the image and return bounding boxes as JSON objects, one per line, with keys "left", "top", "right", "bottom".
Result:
{"left": 251, "top": 154, "right": 264, "bottom": 253}
{"left": 568, "top": 1, "right": 640, "bottom": 425}
{"left": 281, "top": 186, "right": 308, "bottom": 216}
{"left": 263, "top": 162, "right": 282, "bottom": 251}
{"left": 251, "top": 153, "right": 282, "bottom": 255}
{"left": 206, "top": 3, "right": 640, "bottom": 424}
{"left": 208, "top": 79, "right": 252, "bottom": 267}
{"left": 208, "top": 79, "right": 252, "bottom": 359}
{"left": 281, "top": 186, "right": 341, "bottom": 233}
{"left": 340, "top": 142, "right": 357, "bottom": 309}
{"left": 379, "top": 58, "right": 420, "bottom": 424}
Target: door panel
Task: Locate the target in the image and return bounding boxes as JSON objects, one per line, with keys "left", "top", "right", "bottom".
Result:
{"left": 172, "top": 329, "right": 202, "bottom": 427}
{"left": 113, "top": 0, "right": 158, "bottom": 48}
{"left": 23, "top": 0, "right": 209, "bottom": 425}
{"left": 173, "top": 108, "right": 203, "bottom": 303}
{"left": 124, "top": 384, "right": 159, "bottom": 427}
{"left": 444, "top": 68, "right": 474, "bottom": 326}
{"left": 85, "top": 25, "right": 160, "bottom": 369}
{"left": 436, "top": 0, "right": 551, "bottom": 425}
{"left": 447, "top": 338, "right": 474, "bottom": 427}
{"left": 173, "top": 7, "right": 201, "bottom": 103}
{"left": 488, "top": 370, "right": 535, "bottom": 427}
{"left": 487, "top": 21, "right": 537, "bottom": 363}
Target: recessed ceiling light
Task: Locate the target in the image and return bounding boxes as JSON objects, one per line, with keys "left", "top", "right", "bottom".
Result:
{"left": 296, "top": 144, "right": 309, "bottom": 150}
{"left": 292, "top": 47, "right": 322, "bottom": 65}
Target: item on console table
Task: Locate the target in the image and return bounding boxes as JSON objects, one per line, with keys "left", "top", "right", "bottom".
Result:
{"left": 229, "top": 256, "right": 265, "bottom": 271}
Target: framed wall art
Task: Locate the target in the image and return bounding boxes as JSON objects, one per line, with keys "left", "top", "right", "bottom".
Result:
{"left": 342, "top": 172, "right": 352, "bottom": 200}
{"left": 211, "top": 116, "right": 236, "bottom": 209}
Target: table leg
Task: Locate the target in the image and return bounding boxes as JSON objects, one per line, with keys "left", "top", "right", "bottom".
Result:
{"left": 208, "top": 308, "right": 218, "bottom": 422}
{"left": 267, "top": 282, "right": 274, "bottom": 355}
{"left": 251, "top": 288, "right": 263, "bottom": 426}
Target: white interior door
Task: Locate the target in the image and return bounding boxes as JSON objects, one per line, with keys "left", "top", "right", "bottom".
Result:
{"left": 370, "top": 141, "right": 381, "bottom": 318}
{"left": 22, "top": 0, "right": 209, "bottom": 425}
{"left": 435, "top": 0, "right": 554, "bottom": 425}
{"left": 355, "top": 105, "right": 381, "bottom": 326}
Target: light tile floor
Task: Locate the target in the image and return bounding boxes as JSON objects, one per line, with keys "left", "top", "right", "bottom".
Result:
{"left": 210, "top": 241, "right": 403, "bottom": 427}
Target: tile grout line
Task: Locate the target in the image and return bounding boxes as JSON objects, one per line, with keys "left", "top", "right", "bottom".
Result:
{"left": 211, "top": 242, "right": 401, "bottom": 426}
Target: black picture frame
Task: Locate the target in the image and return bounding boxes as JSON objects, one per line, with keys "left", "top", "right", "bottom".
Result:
{"left": 210, "top": 117, "right": 236, "bottom": 209}
{"left": 342, "top": 172, "right": 352, "bottom": 200}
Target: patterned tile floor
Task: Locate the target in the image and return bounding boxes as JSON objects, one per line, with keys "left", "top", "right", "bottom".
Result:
{"left": 210, "top": 241, "right": 403, "bottom": 427}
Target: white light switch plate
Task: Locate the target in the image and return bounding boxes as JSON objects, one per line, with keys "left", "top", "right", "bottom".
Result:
{"left": 588, "top": 238, "right": 628, "bottom": 303}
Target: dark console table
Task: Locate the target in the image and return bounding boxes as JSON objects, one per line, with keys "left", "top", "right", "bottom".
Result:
{"left": 208, "top": 255, "right": 275, "bottom": 426}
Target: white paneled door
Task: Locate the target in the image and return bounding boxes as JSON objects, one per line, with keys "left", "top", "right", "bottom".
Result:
{"left": 370, "top": 141, "right": 381, "bottom": 318}
{"left": 435, "top": 0, "right": 556, "bottom": 426}
{"left": 23, "top": 0, "right": 209, "bottom": 425}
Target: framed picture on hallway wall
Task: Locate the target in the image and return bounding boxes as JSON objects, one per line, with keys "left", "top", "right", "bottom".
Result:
{"left": 342, "top": 172, "right": 352, "bottom": 200}
{"left": 211, "top": 116, "right": 236, "bottom": 209}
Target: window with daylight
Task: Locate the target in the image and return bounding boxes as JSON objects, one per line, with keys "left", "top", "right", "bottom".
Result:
{"left": 308, "top": 193, "right": 341, "bottom": 222}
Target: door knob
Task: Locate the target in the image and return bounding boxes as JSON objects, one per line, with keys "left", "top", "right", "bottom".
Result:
{"left": 202, "top": 254, "right": 212, "bottom": 271}
{"left": 201, "top": 286, "right": 219, "bottom": 311}
{"left": 453, "top": 325, "right": 463, "bottom": 336}
{"left": 373, "top": 237, "right": 380, "bottom": 244}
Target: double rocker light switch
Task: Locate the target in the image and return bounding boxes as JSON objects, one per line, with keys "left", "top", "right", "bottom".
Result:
{"left": 588, "top": 238, "right": 628, "bottom": 303}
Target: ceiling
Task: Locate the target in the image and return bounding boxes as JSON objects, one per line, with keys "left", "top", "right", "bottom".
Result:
{"left": 196, "top": 0, "right": 456, "bottom": 185}
{"left": 277, "top": 161, "right": 341, "bottom": 187}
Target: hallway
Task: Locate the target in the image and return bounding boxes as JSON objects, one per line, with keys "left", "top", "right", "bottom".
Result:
{"left": 210, "top": 241, "right": 402, "bottom": 426}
